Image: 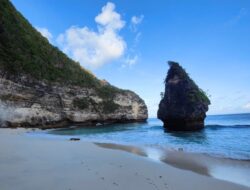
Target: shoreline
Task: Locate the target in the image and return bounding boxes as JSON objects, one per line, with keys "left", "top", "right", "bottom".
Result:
{"left": 0, "top": 128, "right": 249, "bottom": 190}
{"left": 1, "top": 119, "right": 148, "bottom": 129}
{"left": 31, "top": 125, "right": 250, "bottom": 161}
{"left": 94, "top": 142, "right": 250, "bottom": 187}
{"left": 27, "top": 127, "right": 250, "bottom": 187}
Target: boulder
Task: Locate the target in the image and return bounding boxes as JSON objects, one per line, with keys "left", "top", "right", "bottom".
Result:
{"left": 157, "top": 61, "right": 210, "bottom": 131}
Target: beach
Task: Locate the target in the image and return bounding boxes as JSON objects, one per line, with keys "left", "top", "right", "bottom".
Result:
{"left": 1, "top": 1, "right": 249, "bottom": 190}
{"left": 0, "top": 128, "right": 249, "bottom": 190}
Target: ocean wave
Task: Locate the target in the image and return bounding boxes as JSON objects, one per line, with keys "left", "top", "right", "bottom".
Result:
{"left": 205, "top": 124, "right": 250, "bottom": 129}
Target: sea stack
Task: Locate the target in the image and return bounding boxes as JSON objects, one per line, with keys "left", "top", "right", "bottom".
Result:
{"left": 157, "top": 61, "right": 210, "bottom": 131}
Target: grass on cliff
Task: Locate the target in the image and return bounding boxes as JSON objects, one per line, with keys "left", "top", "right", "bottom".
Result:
{"left": 73, "top": 96, "right": 119, "bottom": 114}
{"left": 0, "top": 0, "right": 123, "bottom": 99}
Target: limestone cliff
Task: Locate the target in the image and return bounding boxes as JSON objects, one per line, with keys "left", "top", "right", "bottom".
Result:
{"left": 0, "top": 0, "right": 147, "bottom": 128}
{"left": 0, "top": 76, "right": 147, "bottom": 128}
{"left": 158, "top": 61, "right": 210, "bottom": 131}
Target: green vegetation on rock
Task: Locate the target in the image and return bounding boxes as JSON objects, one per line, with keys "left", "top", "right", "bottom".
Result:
{"left": 166, "top": 61, "right": 210, "bottom": 105}
{"left": 0, "top": 0, "right": 121, "bottom": 97}
{"left": 73, "top": 97, "right": 89, "bottom": 109}
{"left": 102, "top": 100, "right": 119, "bottom": 114}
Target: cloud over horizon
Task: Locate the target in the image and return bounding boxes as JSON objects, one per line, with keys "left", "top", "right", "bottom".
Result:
{"left": 243, "top": 102, "right": 250, "bottom": 109}
{"left": 57, "top": 2, "right": 126, "bottom": 68}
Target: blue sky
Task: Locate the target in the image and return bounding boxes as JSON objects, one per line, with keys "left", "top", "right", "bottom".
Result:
{"left": 11, "top": 0, "right": 250, "bottom": 117}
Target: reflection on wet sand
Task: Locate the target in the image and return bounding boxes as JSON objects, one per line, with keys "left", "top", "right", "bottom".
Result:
{"left": 160, "top": 151, "right": 210, "bottom": 176}
{"left": 95, "top": 142, "right": 250, "bottom": 187}
{"left": 95, "top": 143, "right": 147, "bottom": 157}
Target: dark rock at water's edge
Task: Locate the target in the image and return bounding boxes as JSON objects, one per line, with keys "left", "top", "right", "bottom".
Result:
{"left": 0, "top": 0, "right": 148, "bottom": 128}
{"left": 70, "top": 138, "right": 80, "bottom": 141}
{"left": 158, "top": 61, "right": 210, "bottom": 131}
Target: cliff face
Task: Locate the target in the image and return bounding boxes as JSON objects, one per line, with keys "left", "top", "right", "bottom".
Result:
{"left": 0, "top": 76, "right": 147, "bottom": 128}
{"left": 0, "top": 0, "right": 147, "bottom": 128}
{"left": 158, "top": 61, "right": 210, "bottom": 131}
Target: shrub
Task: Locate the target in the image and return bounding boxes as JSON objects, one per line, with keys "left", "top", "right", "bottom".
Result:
{"left": 73, "top": 98, "right": 89, "bottom": 110}
{"left": 101, "top": 100, "right": 119, "bottom": 114}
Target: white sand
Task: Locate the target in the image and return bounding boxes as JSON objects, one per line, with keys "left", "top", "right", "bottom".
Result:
{"left": 0, "top": 128, "right": 249, "bottom": 190}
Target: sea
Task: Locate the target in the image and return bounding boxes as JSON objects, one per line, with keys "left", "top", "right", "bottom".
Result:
{"left": 37, "top": 113, "right": 250, "bottom": 160}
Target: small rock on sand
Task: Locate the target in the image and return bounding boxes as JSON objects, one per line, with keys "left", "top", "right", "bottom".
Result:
{"left": 69, "top": 138, "right": 80, "bottom": 141}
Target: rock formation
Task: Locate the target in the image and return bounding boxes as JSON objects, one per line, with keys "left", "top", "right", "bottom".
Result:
{"left": 0, "top": 0, "right": 147, "bottom": 128}
{"left": 158, "top": 61, "right": 210, "bottom": 131}
{"left": 0, "top": 76, "right": 148, "bottom": 128}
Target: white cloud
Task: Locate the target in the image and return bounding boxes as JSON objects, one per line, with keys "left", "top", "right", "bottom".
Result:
{"left": 124, "top": 55, "right": 138, "bottom": 66}
{"left": 95, "top": 2, "right": 125, "bottom": 30}
{"left": 130, "top": 15, "right": 144, "bottom": 32}
{"left": 36, "top": 27, "right": 53, "bottom": 42}
{"left": 122, "top": 35, "right": 141, "bottom": 68}
{"left": 122, "top": 15, "right": 144, "bottom": 68}
{"left": 225, "top": 8, "right": 248, "bottom": 26}
{"left": 134, "top": 32, "right": 141, "bottom": 44}
{"left": 243, "top": 102, "right": 250, "bottom": 109}
{"left": 57, "top": 2, "right": 126, "bottom": 68}
{"left": 131, "top": 15, "right": 144, "bottom": 25}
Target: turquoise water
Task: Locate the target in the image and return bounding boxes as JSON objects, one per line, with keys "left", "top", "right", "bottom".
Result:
{"left": 43, "top": 113, "right": 250, "bottom": 160}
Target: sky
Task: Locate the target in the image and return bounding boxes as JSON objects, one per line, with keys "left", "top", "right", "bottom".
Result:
{"left": 11, "top": 0, "right": 250, "bottom": 117}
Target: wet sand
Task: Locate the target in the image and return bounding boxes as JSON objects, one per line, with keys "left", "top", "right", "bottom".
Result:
{"left": 0, "top": 128, "right": 249, "bottom": 190}
{"left": 95, "top": 142, "right": 250, "bottom": 187}
{"left": 160, "top": 149, "right": 250, "bottom": 187}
